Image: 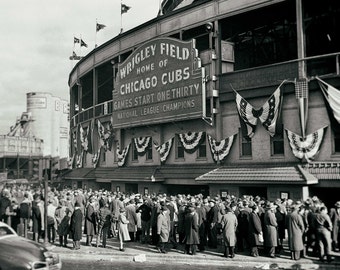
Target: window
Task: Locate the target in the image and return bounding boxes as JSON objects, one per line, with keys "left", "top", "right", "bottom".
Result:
{"left": 271, "top": 132, "right": 284, "bottom": 156}
{"left": 146, "top": 138, "right": 153, "bottom": 160}
{"left": 176, "top": 136, "right": 185, "bottom": 159}
{"left": 197, "top": 138, "right": 207, "bottom": 158}
{"left": 334, "top": 130, "right": 340, "bottom": 153}
{"left": 240, "top": 136, "right": 252, "bottom": 157}
{"left": 132, "top": 140, "right": 138, "bottom": 161}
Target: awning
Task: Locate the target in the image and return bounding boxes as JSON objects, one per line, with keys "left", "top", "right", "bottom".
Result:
{"left": 195, "top": 164, "right": 318, "bottom": 185}
{"left": 63, "top": 168, "right": 95, "bottom": 180}
{"left": 302, "top": 162, "right": 340, "bottom": 180}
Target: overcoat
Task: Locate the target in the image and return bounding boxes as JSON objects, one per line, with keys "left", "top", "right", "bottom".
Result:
{"left": 157, "top": 211, "right": 170, "bottom": 243}
{"left": 84, "top": 203, "right": 97, "bottom": 235}
{"left": 57, "top": 215, "right": 70, "bottom": 236}
{"left": 248, "top": 211, "right": 262, "bottom": 246}
{"left": 221, "top": 211, "right": 238, "bottom": 247}
{"left": 118, "top": 212, "right": 131, "bottom": 241}
{"left": 70, "top": 208, "right": 83, "bottom": 241}
{"left": 329, "top": 207, "right": 340, "bottom": 243}
{"left": 286, "top": 211, "right": 305, "bottom": 251}
{"left": 264, "top": 210, "right": 278, "bottom": 247}
{"left": 125, "top": 204, "right": 138, "bottom": 232}
{"left": 184, "top": 212, "right": 200, "bottom": 245}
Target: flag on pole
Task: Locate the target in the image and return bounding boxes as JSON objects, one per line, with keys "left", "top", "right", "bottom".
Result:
{"left": 74, "top": 37, "right": 80, "bottom": 44}
{"left": 121, "top": 3, "right": 131, "bottom": 14}
{"left": 96, "top": 22, "right": 106, "bottom": 32}
{"left": 295, "top": 78, "right": 309, "bottom": 139}
{"left": 80, "top": 39, "right": 88, "bottom": 47}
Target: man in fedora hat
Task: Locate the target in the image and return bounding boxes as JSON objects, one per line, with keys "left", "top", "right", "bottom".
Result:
{"left": 263, "top": 202, "right": 278, "bottom": 258}
{"left": 157, "top": 204, "right": 170, "bottom": 253}
{"left": 329, "top": 201, "right": 340, "bottom": 251}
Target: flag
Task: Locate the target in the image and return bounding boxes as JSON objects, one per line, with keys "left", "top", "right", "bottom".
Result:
{"left": 87, "top": 119, "right": 94, "bottom": 154}
{"left": 317, "top": 77, "right": 340, "bottom": 132}
{"left": 121, "top": 3, "right": 131, "bottom": 14}
{"left": 74, "top": 37, "right": 80, "bottom": 44}
{"left": 96, "top": 22, "right": 106, "bottom": 32}
{"left": 81, "top": 39, "right": 88, "bottom": 48}
{"left": 235, "top": 83, "right": 284, "bottom": 139}
{"left": 286, "top": 126, "right": 327, "bottom": 162}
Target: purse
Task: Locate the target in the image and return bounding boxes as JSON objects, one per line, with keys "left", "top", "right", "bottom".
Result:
{"left": 258, "top": 232, "right": 264, "bottom": 243}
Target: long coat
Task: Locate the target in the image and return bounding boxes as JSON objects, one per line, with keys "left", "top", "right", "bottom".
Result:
{"left": 125, "top": 204, "right": 138, "bottom": 233}
{"left": 248, "top": 211, "right": 263, "bottom": 247}
{"left": 70, "top": 208, "right": 83, "bottom": 241}
{"left": 286, "top": 211, "right": 305, "bottom": 251}
{"left": 157, "top": 211, "right": 170, "bottom": 243}
{"left": 221, "top": 211, "right": 238, "bottom": 247}
{"left": 184, "top": 212, "right": 200, "bottom": 245}
{"left": 329, "top": 208, "right": 340, "bottom": 243}
{"left": 264, "top": 210, "right": 278, "bottom": 247}
{"left": 84, "top": 203, "right": 96, "bottom": 235}
{"left": 118, "top": 212, "right": 131, "bottom": 241}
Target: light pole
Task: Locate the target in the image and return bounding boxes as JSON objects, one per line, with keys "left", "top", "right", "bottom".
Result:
{"left": 43, "top": 156, "right": 50, "bottom": 245}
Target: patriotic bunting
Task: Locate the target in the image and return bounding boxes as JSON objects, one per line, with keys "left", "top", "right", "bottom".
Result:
{"left": 97, "top": 119, "right": 115, "bottom": 152}
{"left": 134, "top": 136, "right": 151, "bottom": 156}
{"left": 317, "top": 77, "right": 340, "bottom": 132}
{"left": 235, "top": 83, "right": 284, "bottom": 139}
{"left": 87, "top": 119, "right": 94, "bottom": 154}
{"left": 92, "top": 148, "right": 101, "bottom": 168}
{"left": 154, "top": 137, "right": 174, "bottom": 164}
{"left": 117, "top": 144, "right": 130, "bottom": 167}
{"left": 295, "top": 78, "right": 309, "bottom": 138}
{"left": 207, "top": 134, "right": 235, "bottom": 163}
{"left": 178, "top": 131, "right": 205, "bottom": 154}
{"left": 286, "top": 126, "right": 327, "bottom": 162}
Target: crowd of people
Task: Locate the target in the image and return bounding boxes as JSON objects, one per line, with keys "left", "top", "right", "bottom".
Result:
{"left": 0, "top": 184, "right": 339, "bottom": 263}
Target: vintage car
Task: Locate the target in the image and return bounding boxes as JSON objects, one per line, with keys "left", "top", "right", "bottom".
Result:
{"left": 0, "top": 221, "right": 62, "bottom": 270}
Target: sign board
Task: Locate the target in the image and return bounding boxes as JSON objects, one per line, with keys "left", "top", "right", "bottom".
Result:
{"left": 112, "top": 37, "right": 205, "bottom": 128}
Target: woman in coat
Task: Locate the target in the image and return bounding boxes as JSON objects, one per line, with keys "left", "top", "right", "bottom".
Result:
{"left": 184, "top": 205, "right": 200, "bottom": 255}
{"left": 118, "top": 208, "right": 130, "bottom": 251}
{"left": 157, "top": 205, "right": 170, "bottom": 253}
{"left": 56, "top": 207, "right": 71, "bottom": 247}
{"left": 286, "top": 204, "right": 305, "bottom": 260}
{"left": 32, "top": 194, "right": 44, "bottom": 242}
{"left": 70, "top": 202, "right": 83, "bottom": 250}
{"left": 84, "top": 196, "right": 97, "bottom": 246}
{"left": 248, "top": 203, "right": 263, "bottom": 257}
{"left": 220, "top": 204, "right": 238, "bottom": 258}
{"left": 263, "top": 202, "right": 278, "bottom": 258}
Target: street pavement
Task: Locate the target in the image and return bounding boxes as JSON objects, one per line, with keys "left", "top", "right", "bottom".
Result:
{"left": 49, "top": 235, "right": 340, "bottom": 269}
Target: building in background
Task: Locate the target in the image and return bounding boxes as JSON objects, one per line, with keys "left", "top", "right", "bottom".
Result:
{"left": 65, "top": 0, "right": 340, "bottom": 207}
{"left": 0, "top": 92, "right": 69, "bottom": 183}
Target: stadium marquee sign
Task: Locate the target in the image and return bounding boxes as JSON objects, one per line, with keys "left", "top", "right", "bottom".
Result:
{"left": 112, "top": 37, "right": 205, "bottom": 128}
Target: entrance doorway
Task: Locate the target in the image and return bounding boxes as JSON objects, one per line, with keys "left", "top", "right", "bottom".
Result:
{"left": 310, "top": 187, "right": 340, "bottom": 208}
{"left": 166, "top": 185, "right": 209, "bottom": 197}
{"left": 125, "top": 183, "right": 138, "bottom": 194}
{"left": 239, "top": 186, "right": 267, "bottom": 199}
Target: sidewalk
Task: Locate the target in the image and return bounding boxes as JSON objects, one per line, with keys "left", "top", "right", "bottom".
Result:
{"left": 50, "top": 236, "right": 340, "bottom": 269}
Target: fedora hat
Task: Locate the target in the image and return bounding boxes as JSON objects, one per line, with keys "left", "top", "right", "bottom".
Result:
{"left": 265, "top": 202, "right": 276, "bottom": 210}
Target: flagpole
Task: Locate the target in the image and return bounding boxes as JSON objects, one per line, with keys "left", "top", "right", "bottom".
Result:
{"left": 120, "top": 0, "right": 123, "bottom": 33}
{"left": 95, "top": 19, "right": 97, "bottom": 48}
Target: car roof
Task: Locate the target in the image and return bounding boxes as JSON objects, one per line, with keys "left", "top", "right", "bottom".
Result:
{"left": 0, "top": 221, "right": 18, "bottom": 236}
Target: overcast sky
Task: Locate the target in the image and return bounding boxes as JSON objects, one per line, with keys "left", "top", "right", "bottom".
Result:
{"left": 0, "top": 0, "right": 160, "bottom": 134}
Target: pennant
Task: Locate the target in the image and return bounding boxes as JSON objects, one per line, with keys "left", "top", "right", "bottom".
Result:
{"left": 207, "top": 134, "right": 235, "bottom": 163}
{"left": 286, "top": 126, "right": 327, "bottom": 162}
{"left": 74, "top": 37, "right": 80, "bottom": 44}
{"left": 92, "top": 148, "right": 101, "bottom": 168}
{"left": 235, "top": 83, "right": 284, "bottom": 139}
{"left": 178, "top": 131, "right": 205, "bottom": 154}
{"left": 121, "top": 3, "right": 131, "bottom": 14}
{"left": 154, "top": 137, "right": 174, "bottom": 164}
{"left": 81, "top": 39, "right": 88, "bottom": 48}
{"left": 97, "top": 119, "right": 115, "bottom": 151}
{"left": 295, "top": 78, "right": 309, "bottom": 138}
{"left": 96, "top": 22, "right": 106, "bottom": 32}
{"left": 317, "top": 77, "right": 340, "bottom": 132}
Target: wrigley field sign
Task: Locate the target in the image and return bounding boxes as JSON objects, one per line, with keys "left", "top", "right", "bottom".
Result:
{"left": 112, "top": 37, "right": 205, "bottom": 128}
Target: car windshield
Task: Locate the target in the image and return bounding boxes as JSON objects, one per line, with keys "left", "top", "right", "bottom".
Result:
{"left": 0, "top": 226, "right": 15, "bottom": 236}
